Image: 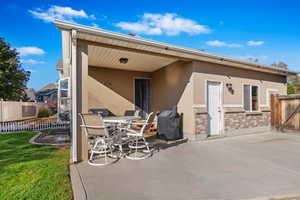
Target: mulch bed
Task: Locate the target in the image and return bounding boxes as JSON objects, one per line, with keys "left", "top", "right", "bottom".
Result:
{"left": 33, "top": 128, "right": 71, "bottom": 145}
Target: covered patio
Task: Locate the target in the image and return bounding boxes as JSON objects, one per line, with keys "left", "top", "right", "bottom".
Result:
{"left": 57, "top": 21, "right": 196, "bottom": 162}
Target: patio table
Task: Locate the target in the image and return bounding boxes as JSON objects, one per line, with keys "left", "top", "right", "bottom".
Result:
{"left": 103, "top": 116, "right": 141, "bottom": 158}
{"left": 103, "top": 116, "right": 140, "bottom": 124}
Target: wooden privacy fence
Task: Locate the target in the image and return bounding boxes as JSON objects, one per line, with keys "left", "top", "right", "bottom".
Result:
{"left": 0, "top": 118, "right": 70, "bottom": 133}
{"left": 271, "top": 94, "right": 300, "bottom": 131}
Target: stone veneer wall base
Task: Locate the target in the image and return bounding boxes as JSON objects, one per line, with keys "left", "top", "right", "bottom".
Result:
{"left": 192, "top": 108, "right": 272, "bottom": 141}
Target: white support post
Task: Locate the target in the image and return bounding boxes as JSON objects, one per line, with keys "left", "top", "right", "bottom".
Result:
{"left": 71, "top": 29, "right": 78, "bottom": 163}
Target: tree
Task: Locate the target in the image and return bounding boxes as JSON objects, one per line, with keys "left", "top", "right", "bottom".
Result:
{"left": 0, "top": 38, "right": 30, "bottom": 101}
{"left": 287, "top": 82, "right": 296, "bottom": 94}
{"left": 271, "top": 61, "right": 300, "bottom": 94}
{"left": 289, "top": 74, "right": 300, "bottom": 94}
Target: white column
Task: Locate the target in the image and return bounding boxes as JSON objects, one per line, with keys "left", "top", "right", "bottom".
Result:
{"left": 71, "top": 29, "right": 78, "bottom": 162}
{"left": 70, "top": 30, "right": 89, "bottom": 162}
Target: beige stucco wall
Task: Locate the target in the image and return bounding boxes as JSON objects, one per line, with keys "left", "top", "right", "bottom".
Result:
{"left": 152, "top": 61, "right": 195, "bottom": 136}
{"left": 87, "top": 61, "right": 195, "bottom": 137}
{"left": 192, "top": 61, "right": 287, "bottom": 108}
{"left": 88, "top": 66, "right": 151, "bottom": 116}
{"left": 86, "top": 60, "right": 287, "bottom": 139}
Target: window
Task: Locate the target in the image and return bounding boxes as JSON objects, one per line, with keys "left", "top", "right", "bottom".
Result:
{"left": 59, "top": 79, "right": 69, "bottom": 98}
{"left": 58, "top": 78, "right": 70, "bottom": 112}
{"left": 243, "top": 85, "right": 259, "bottom": 111}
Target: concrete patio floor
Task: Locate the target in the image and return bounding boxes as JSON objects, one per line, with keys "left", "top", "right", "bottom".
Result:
{"left": 71, "top": 132, "right": 300, "bottom": 200}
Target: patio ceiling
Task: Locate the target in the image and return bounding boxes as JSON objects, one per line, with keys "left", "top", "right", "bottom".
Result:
{"left": 88, "top": 44, "right": 178, "bottom": 72}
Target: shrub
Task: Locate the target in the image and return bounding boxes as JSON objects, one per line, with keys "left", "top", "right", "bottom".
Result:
{"left": 38, "top": 107, "right": 49, "bottom": 118}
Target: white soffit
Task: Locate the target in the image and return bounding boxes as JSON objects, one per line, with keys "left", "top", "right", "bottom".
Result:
{"left": 88, "top": 45, "right": 177, "bottom": 72}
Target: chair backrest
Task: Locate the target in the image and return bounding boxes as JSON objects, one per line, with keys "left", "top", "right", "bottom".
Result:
{"left": 89, "top": 108, "right": 115, "bottom": 117}
{"left": 78, "top": 113, "right": 108, "bottom": 137}
{"left": 141, "top": 112, "right": 156, "bottom": 133}
{"left": 134, "top": 110, "right": 141, "bottom": 117}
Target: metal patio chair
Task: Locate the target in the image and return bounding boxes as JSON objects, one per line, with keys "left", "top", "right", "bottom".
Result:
{"left": 122, "top": 112, "right": 155, "bottom": 160}
{"left": 78, "top": 113, "right": 118, "bottom": 166}
{"left": 124, "top": 110, "right": 141, "bottom": 118}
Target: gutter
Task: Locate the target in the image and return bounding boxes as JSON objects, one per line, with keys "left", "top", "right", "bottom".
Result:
{"left": 55, "top": 20, "right": 298, "bottom": 76}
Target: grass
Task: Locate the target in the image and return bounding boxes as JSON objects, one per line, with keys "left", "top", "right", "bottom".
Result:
{"left": 0, "top": 131, "right": 72, "bottom": 200}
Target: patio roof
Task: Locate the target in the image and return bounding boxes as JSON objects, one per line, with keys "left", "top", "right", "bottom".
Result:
{"left": 55, "top": 20, "right": 297, "bottom": 76}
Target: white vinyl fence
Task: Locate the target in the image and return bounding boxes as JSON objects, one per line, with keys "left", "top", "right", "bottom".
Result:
{"left": 0, "top": 119, "right": 70, "bottom": 133}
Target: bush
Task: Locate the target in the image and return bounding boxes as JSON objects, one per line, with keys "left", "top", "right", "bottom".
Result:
{"left": 38, "top": 107, "right": 49, "bottom": 118}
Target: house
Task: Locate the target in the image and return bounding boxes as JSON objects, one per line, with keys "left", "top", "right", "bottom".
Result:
{"left": 56, "top": 59, "right": 71, "bottom": 120}
{"left": 23, "top": 88, "right": 36, "bottom": 102}
{"left": 35, "top": 83, "right": 58, "bottom": 103}
{"left": 54, "top": 20, "right": 297, "bottom": 162}
{"left": 36, "top": 83, "right": 58, "bottom": 114}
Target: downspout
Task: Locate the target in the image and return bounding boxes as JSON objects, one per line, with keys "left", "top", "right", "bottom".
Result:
{"left": 71, "top": 29, "right": 78, "bottom": 163}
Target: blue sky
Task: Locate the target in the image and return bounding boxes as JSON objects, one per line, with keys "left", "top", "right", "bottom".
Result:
{"left": 1, "top": 0, "right": 299, "bottom": 90}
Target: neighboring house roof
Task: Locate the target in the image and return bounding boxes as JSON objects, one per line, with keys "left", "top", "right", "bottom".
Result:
{"left": 38, "top": 83, "right": 58, "bottom": 92}
{"left": 38, "top": 89, "right": 57, "bottom": 96}
{"left": 55, "top": 20, "right": 298, "bottom": 76}
{"left": 36, "top": 83, "right": 58, "bottom": 102}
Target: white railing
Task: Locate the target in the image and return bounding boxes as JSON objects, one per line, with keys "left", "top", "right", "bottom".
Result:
{"left": 0, "top": 119, "right": 70, "bottom": 133}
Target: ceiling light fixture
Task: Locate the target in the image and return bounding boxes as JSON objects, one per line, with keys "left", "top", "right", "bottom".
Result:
{"left": 119, "top": 57, "right": 128, "bottom": 64}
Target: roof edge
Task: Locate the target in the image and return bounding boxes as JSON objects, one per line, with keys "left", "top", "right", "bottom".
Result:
{"left": 54, "top": 20, "right": 298, "bottom": 76}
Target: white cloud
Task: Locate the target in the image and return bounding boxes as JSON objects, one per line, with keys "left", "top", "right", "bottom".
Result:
{"left": 227, "top": 43, "right": 243, "bottom": 48}
{"left": 21, "top": 59, "right": 45, "bottom": 64}
{"left": 17, "top": 46, "right": 45, "bottom": 56}
{"left": 29, "top": 5, "right": 95, "bottom": 23}
{"left": 206, "top": 40, "right": 243, "bottom": 48}
{"left": 206, "top": 40, "right": 226, "bottom": 47}
{"left": 247, "top": 40, "right": 264, "bottom": 46}
{"left": 116, "top": 13, "right": 211, "bottom": 36}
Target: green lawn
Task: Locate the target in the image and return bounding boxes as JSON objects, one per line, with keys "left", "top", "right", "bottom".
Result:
{"left": 0, "top": 131, "right": 72, "bottom": 200}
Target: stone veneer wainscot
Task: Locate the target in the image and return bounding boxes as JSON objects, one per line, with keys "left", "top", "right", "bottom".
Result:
{"left": 194, "top": 107, "right": 271, "bottom": 138}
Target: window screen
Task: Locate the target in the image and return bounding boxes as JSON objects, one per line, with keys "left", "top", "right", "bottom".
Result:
{"left": 243, "top": 85, "right": 251, "bottom": 111}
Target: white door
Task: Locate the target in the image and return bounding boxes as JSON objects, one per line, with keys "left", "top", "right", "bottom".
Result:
{"left": 207, "top": 81, "right": 222, "bottom": 136}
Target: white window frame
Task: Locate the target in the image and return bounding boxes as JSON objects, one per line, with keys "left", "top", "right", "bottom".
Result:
{"left": 243, "top": 84, "right": 260, "bottom": 112}
{"left": 58, "top": 77, "right": 71, "bottom": 113}
{"left": 58, "top": 78, "right": 70, "bottom": 98}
